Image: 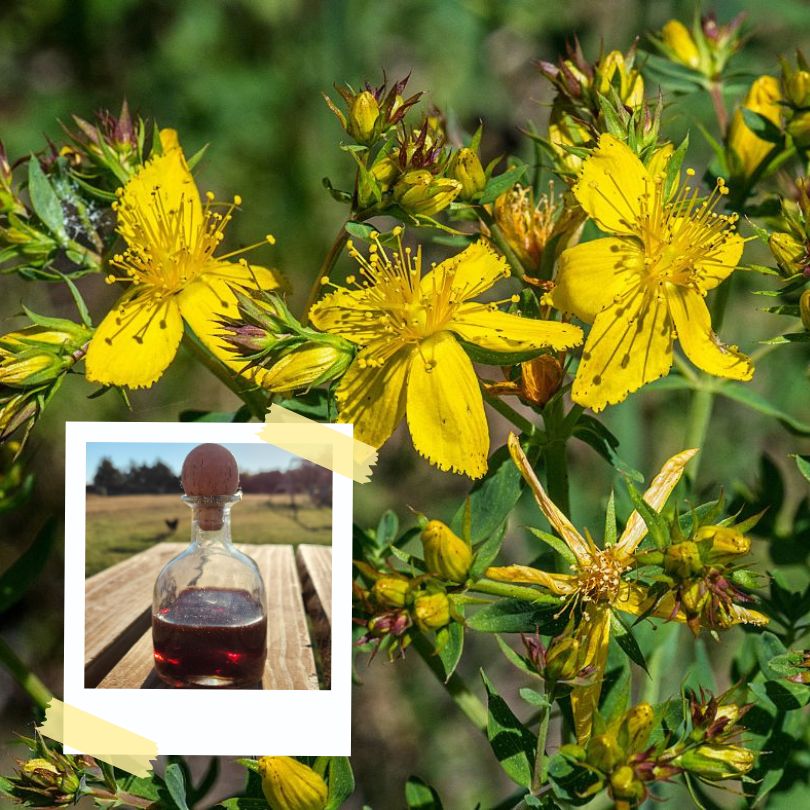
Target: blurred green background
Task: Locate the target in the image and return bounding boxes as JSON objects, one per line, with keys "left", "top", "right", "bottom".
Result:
{"left": 1, "top": 0, "right": 810, "bottom": 806}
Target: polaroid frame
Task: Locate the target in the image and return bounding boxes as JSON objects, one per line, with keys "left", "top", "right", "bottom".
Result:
{"left": 64, "top": 421, "right": 351, "bottom": 756}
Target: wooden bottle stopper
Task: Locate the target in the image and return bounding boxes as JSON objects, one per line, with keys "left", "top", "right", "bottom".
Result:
{"left": 181, "top": 444, "right": 239, "bottom": 530}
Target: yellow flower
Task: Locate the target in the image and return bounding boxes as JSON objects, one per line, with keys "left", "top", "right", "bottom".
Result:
{"left": 309, "top": 231, "right": 582, "bottom": 478}
{"left": 488, "top": 435, "right": 697, "bottom": 742}
{"left": 595, "top": 50, "right": 645, "bottom": 108}
{"left": 660, "top": 20, "right": 701, "bottom": 69}
{"left": 727, "top": 76, "right": 782, "bottom": 180}
{"left": 553, "top": 134, "right": 752, "bottom": 412}
{"left": 258, "top": 757, "right": 328, "bottom": 810}
{"left": 85, "top": 129, "right": 282, "bottom": 389}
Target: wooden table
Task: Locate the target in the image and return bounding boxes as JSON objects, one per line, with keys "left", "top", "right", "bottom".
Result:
{"left": 85, "top": 543, "right": 332, "bottom": 690}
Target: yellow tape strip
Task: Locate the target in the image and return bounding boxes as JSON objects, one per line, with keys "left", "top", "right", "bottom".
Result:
{"left": 37, "top": 699, "right": 156, "bottom": 777}
{"left": 259, "top": 405, "right": 377, "bottom": 483}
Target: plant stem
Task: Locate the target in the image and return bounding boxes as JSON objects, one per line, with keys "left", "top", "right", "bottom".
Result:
{"left": 683, "top": 383, "right": 714, "bottom": 483}
{"left": 302, "top": 224, "right": 350, "bottom": 324}
{"left": 181, "top": 330, "right": 268, "bottom": 419}
{"left": 0, "top": 635, "right": 52, "bottom": 712}
{"left": 708, "top": 81, "right": 728, "bottom": 135}
{"left": 531, "top": 687, "right": 554, "bottom": 792}
{"left": 412, "top": 634, "right": 488, "bottom": 732}
{"left": 544, "top": 437, "right": 570, "bottom": 518}
{"left": 482, "top": 389, "right": 538, "bottom": 437}
{"left": 471, "top": 579, "right": 560, "bottom": 605}
{"left": 479, "top": 208, "right": 527, "bottom": 279}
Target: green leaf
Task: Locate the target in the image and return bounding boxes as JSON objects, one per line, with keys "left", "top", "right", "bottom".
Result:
{"left": 519, "top": 687, "right": 551, "bottom": 708}
{"left": 467, "top": 598, "right": 561, "bottom": 633}
{"left": 0, "top": 519, "right": 56, "bottom": 615}
{"left": 663, "top": 133, "right": 689, "bottom": 199}
{"left": 683, "top": 638, "right": 717, "bottom": 694}
{"left": 375, "top": 510, "right": 399, "bottom": 550}
{"left": 437, "top": 619, "right": 465, "bottom": 681}
{"left": 718, "top": 383, "right": 810, "bottom": 435}
{"left": 405, "top": 776, "right": 443, "bottom": 809}
{"left": 741, "top": 108, "right": 783, "bottom": 144}
{"left": 469, "top": 522, "right": 506, "bottom": 581}
{"left": 459, "top": 339, "right": 545, "bottom": 367}
{"left": 179, "top": 408, "right": 252, "bottom": 422}
{"left": 793, "top": 454, "right": 810, "bottom": 484}
{"left": 604, "top": 490, "right": 617, "bottom": 546}
{"left": 28, "top": 158, "right": 67, "bottom": 241}
{"left": 276, "top": 389, "right": 336, "bottom": 421}
{"left": 163, "top": 763, "right": 190, "bottom": 810}
{"left": 623, "top": 479, "right": 669, "bottom": 551}
{"left": 479, "top": 164, "right": 528, "bottom": 205}
{"left": 610, "top": 611, "right": 647, "bottom": 673}
{"left": 573, "top": 416, "right": 643, "bottom": 481}
{"left": 527, "top": 527, "right": 577, "bottom": 566}
{"left": 547, "top": 750, "right": 602, "bottom": 806}
{"left": 216, "top": 801, "right": 268, "bottom": 810}
{"left": 481, "top": 669, "right": 536, "bottom": 788}
{"left": 495, "top": 634, "right": 537, "bottom": 677}
{"left": 325, "top": 757, "right": 354, "bottom": 810}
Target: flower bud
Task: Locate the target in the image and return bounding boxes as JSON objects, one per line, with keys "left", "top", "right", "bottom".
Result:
{"left": 728, "top": 76, "right": 783, "bottom": 180}
{"left": 349, "top": 91, "right": 381, "bottom": 144}
{"left": 785, "top": 69, "right": 810, "bottom": 108}
{"left": 258, "top": 756, "right": 328, "bottom": 810}
{"left": 369, "top": 153, "right": 400, "bottom": 189}
{"left": 586, "top": 734, "right": 623, "bottom": 773}
{"left": 677, "top": 744, "right": 754, "bottom": 781}
{"left": 619, "top": 703, "right": 654, "bottom": 754}
{"left": 261, "top": 343, "right": 353, "bottom": 394}
{"left": 768, "top": 231, "right": 807, "bottom": 276}
{"left": 393, "top": 170, "right": 462, "bottom": 217}
{"left": 368, "top": 609, "right": 410, "bottom": 638}
{"left": 664, "top": 541, "right": 703, "bottom": 578}
{"left": 680, "top": 580, "right": 708, "bottom": 615}
{"left": 521, "top": 355, "right": 564, "bottom": 407}
{"left": 801, "top": 289, "right": 810, "bottom": 331}
{"left": 420, "top": 520, "right": 473, "bottom": 583}
{"left": 449, "top": 148, "right": 486, "bottom": 201}
{"left": 372, "top": 574, "right": 411, "bottom": 608}
{"left": 596, "top": 50, "right": 644, "bottom": 108}
{"left": 695, "top": 525, "right": 751, "bottom": 560}
{"left": 660, "top": 20, "right": 701, "bottom": 69}
{"left": 609, "top": 765, "right": 646, "bottom": 803}
{"left": 787, "top": 112, "right": 810, "bottom": 148}
{"left": 544, "top": 636, "right": 581, "bottom": 682}
{"left": 412, "top": 591, "right": 451, "bottom": 631}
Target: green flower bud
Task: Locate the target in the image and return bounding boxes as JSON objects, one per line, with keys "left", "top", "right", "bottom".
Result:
{"left": 788, "top": 112, "right": 810, "bottom": 147}
{"left": 768, "top": 231, "right": 806, "bottom": 276}
{"left": 664, "top": 540, "right": 703, "bottom": 578}
{"left": 258, "top": 756, "right": 328, "bottom": 810}
{"left": 586, "top": 733, "right": 624, "bottom": 774}
{"left": 677, "top": 743, "right": 754, "bottom": 781}
{"left": 420, "top": 520, "right": 473, "bottom": 583}
{"left": 609, "top": 765, "right": 646, "bottom": 803}
{"left": 412, "top": 591, "right": 451, "bottom": 631}
{"left": 372, "top": 574, "right": 411, "bottom": 608}
{"left": 261, "top": 342, "right": 353, "bottom": 394}
{"left": 348, "top": 91, "right": 380, "bottom": 144}
{"left": 545, "top": 636, "right": 581, "bottom": 682}
{"left": 695, "top": 525, "right": 751, "bottom": 560}
{"left": 660, "top": 20, "right": 701, "bottom": 69}
{"left": 449, "top": 147, "right": 486, "bottom": 201}
{"left": 393, "top": 170, "right": 462, "bottom": 217}
{"left": 619, "top": 703, "right": 654, "bottom": 754}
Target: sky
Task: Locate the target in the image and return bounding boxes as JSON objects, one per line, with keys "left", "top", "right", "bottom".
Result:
{"left": 85, "top": 442, "right": 295, "bottom": 484}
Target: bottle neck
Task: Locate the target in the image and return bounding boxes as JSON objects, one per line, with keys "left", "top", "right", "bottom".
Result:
{"left": 184, "top": 494, "right": 241, "bottom": 547}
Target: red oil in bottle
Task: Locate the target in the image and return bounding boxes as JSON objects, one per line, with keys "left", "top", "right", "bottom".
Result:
{"left": 152, "top": 587, "right": 267, "bottom": 688}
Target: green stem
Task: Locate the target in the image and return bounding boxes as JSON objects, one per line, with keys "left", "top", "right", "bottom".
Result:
{"left": 482, "top": 389, "right": 538, "bottom": 437}
{"left": 479, "top": 209, "right": 527, "bottom": 279}
{"left": 0, "top": 635, "right": 52, "bottom": 712}
{"left": 531, "top": 687, "right": 554, "bottom": 792}
{"left": 708, "top": 81, "right": 728, "bottom": 135}
{"left": 412, "top": 634, "right": 488, "bottom": 732}
{"left": 544, "top": 437, "right": 570, "bottom": 518}
{"left": 301, "top": 224, "right": 350, "bottom": 325}
{"left": 683, "top": 384, "right": 715, "bottom": 483}
{"left": 471, "top": 579, "right": 560, "bottom": 605}
{"left": 181, "top": 329, "right": 268, "bottom": 419}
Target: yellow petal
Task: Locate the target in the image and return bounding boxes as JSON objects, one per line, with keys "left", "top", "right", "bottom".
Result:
{"left": 117, "top": 146, "right": 201, "bottom": 249}
{"left": 419, "top": 241, "right": 509, "bottom": 302}
{"left": 507, "top": 433, "right": 592, "bottom": 565}
{"left": 85, "top": 293, "right": 183, "bottom": 389}
{"left": 335, "top": 341, "right": 411, "bottom": 448}
{"left": 668, "top": 287, "right": 754, "bottom": 380}
{"left": 554, "top": 237, "right": 642, "bottom": 324}
{"left": 204, "top": 261, "right": 284, "bottom": 293}
{"left": 695, "top": 231, "right": 745, "bottom": 292}
{"left": 484, "top": 565, "right": 577, "bottom": 595}
{"left": 448, "top": 304, "right": 583, "bottom": 353}
{"left": 614, "top": 581, "right": 686, "bottom": 623}
{"left": 406, "top": 332, "right": 488, "bottom": 478}
{"left": 728, "top": 76, "right": 782, "bottom": 179}
{"left": 573, "top": 134, "right": 650, "bottom": 237}
{"left": 616, "top": 448, "right": 698, "bottom": 558}
{"left": 571, "top": 605, "right": 611, "bottom": 744}
{"left": 572, "top": 287, "right": 673, "bottom": 412}
{"left": 309, "top": 287, "right": 382, "bottom": 346}
{"left": 728, "top": 604, "right": 769, "bottom": 626}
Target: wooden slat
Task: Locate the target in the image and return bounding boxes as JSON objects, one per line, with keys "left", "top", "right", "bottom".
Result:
{"left": 296, "top": 545, "right": 332, "bottom": 624}
{"left": 253, "top": 546, "right": 319, "bottom": 690}
{"left": 84, "top": 543, "right": 185, "bottom": 687}
{"left": 97, "top": 628, "right": 154, "bottom": 689}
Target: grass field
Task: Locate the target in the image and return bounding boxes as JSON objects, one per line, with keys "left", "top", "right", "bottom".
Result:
{"left": 85, "top": 493, "right": 332, "bottom": 577}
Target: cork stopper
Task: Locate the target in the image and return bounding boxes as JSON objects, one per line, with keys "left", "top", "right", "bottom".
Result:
{"left": 181, "top": 444, "right": 239, "bottom": 530}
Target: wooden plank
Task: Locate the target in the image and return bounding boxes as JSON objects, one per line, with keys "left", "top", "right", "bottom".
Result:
{"left": 296, "top": 545, "right": 332, "bottom": 624}
{"left": 84, "top": 543, "right": 185, "bottom": 687}
{"left": 253, "top": 546, "right": 319, "bottom": 690}
{"left": 97, "top": 628, "right": 154, "bottom": 689}
{"left": 296, "top": 545, "right": 332, "bottom": 689}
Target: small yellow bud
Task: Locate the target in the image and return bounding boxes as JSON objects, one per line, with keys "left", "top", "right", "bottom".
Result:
{"left": 619, "top": 703, "right": 654, "bottom": 754}
{"left": 261, "top": 343, "right": 353, "bottom": 394}
{"left": 677, "top": 744, "right": 754, "bottom": 781}
{"left": 768, "top": 231, "right": 806, "bottom": 277}
{"left": 372, "top": 574, "right": 411, "bottom": 608}
{"left": 420, "top": 520, "right": 473, "bottom": 583}
{"left": 695, "top": 525, "right": 751, "bottom": 559}
{"left": 393, "top": 170, "right": 462, "bottom": 217}
{"left": 785, "top": 69, "right": 810, "bottom": 108}
{"left": 586, "top": 733, "right": 623, "bottom": 774}
{"left": 664, "top": 540, "right": 703, "bottom": 579}
{"left": 349, "top": 90, "right": 380, "bottom": 144}
{"left": 728, "top": 76, "right": 783, "bottom": 179}
{"left": 609, "top": 765, "right": 645, "bottom": 802}
{"left": 544, "top": 636, "right": 581, "bottom": 682}
{"left": 258, "top": 757, "right": 328, "bottom": 810}
{"left": 449, "top": 147, "right": 487, "bottom": 201}
{"left": 661, "top": 20, "right": 701, "bottom": 69}
{"left": 801, "top": 289, "right": 810, "bottom": 331}
{"left": 412, "top": 591, "right": 451, "bottom": 631}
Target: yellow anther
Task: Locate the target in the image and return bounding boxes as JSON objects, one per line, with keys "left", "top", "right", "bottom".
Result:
{"left": 233, "top": 194, "right": 243, "bottom": 205}
{"left": 265, "top": 234, "right": 276, "bottom": 245}
{"left": 320, "top": 276, "right": 330, "bottom": 285}
{"left": 510, "top": 294, "right": 520, "bottom": 303}
{"left": 206, "top": 191, "right": 215, "bottom": 201}
{"left": 686, "top": 168, "right": 696, "bottom": 177}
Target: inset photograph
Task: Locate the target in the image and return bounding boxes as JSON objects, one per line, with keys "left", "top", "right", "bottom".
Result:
{"left": 84, "top": 440, "right": 332, "bottom": 691}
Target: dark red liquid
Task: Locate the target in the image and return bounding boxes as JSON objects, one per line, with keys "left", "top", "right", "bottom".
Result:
{"left": 152, "top": 587, "right": 267, "bottom": 688}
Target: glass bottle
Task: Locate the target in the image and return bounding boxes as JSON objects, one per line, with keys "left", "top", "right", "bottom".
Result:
{"left": 152, "top": 447, "right": 267, "bottom": 688}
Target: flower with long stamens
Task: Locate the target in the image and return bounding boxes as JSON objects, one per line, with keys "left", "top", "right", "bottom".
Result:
{"left": 85, "top": 129, "right": 283, "bottom": 389}
{"left": 553, "top": 134, "right": 753, "bottom": 412}
{"left": 309, "top": 230, "right": 583, "bottom": 478}
{"left": 486, "top": 434, "right": 761, "bottom": 744}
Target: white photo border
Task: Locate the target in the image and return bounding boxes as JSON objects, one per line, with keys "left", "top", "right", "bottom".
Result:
{"left": 65, "top": 421, "right": 351, "bottom": 756}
